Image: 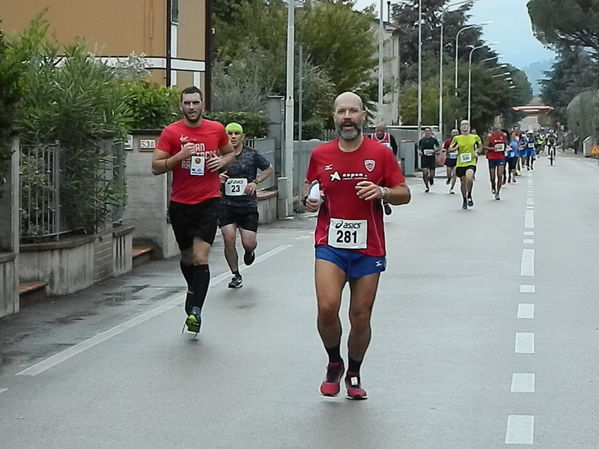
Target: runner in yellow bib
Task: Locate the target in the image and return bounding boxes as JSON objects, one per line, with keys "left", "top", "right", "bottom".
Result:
{"left": 448, "top": 120, "right": 482, "bottom": 209}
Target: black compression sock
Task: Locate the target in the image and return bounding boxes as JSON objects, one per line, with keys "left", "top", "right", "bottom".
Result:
{"left": 348, "top": 357, "right": 362, "bottom": 374}
{"left": 180, "top": 261, "right": 194, "bottom": 288}
{"left": 190, "top": 264, "right": 210, "bottom": 312}
{"left": 325, "top": 345, "right": 343, "bottom": 363}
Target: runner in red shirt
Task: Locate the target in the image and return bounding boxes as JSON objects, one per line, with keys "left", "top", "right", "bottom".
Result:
{"left": 151, "top": 86, "right": 235, "bottom": 335}
{"left": 484, "top": 124, "right": 508, "bottom": 200}
{"left": 303, "top": 92, "right": 411, "bottom": 399}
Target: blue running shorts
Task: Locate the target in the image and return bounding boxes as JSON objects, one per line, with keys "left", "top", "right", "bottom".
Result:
{"left": 315, "top": 245, "right": 386, "bottom": 279}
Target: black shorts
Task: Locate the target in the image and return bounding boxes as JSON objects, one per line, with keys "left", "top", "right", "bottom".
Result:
{"left": 421, "top": 154, "right": 436, "bottom": 170}
{"left": 506, "top": 157, "right": 518, "bottom": 170}
{"left": 168, "top": 198, "right": 219, "bottom": 250}
{"left": 456, "top": 165, "right": 477, "bottom": 178}
{"left": 218, "top": 204, "right": 259, "bottom": 232}
{"left": 445, "top": 157, "right": 457, "bottom": 168}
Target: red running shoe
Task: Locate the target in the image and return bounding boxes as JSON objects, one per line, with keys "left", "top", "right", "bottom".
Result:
{"left": 345, "top": 372, "right": 368, "bottom": 400}
{"left": 320, "top": 361, "right": 345, "bottom": 396}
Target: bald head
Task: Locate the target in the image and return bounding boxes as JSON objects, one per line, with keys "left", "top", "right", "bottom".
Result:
{"left": 333, "top": 92, "right": 366, "bottom": 141}
{"left": 333, "top": 92, "right": 364, "bottom": 112}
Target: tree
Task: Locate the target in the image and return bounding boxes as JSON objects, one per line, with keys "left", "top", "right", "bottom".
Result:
{"left": 540, "top": 48, "right": 599, "bottom": 123}
{"left": 0, "top": 26, "right": 24, "bottom": 176}
{"left": 298, "top": 0, "right": 378, "bottom": 98}
{"left": 528, "top": 0, "right": 599, "bottom": 60}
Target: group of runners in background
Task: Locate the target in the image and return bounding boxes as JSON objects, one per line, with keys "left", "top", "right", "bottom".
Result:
{"left": 418, "top": 122, "right": 560, "bottom": 209}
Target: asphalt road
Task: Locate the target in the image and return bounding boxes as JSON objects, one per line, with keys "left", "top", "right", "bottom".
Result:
{"left": 1, "top": 151, "right": 598, "bottom": 449}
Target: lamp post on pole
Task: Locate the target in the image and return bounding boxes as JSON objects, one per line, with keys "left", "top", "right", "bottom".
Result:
{"left": 417, "top": 0, "right": 422, "bottom": 140}
{"left": 467, "top": 41, "right": 498, "bottom": 122}
{"left": 284, "top": 0, "right": 297, "bottom": 216}
{"left": 438, "top": 0, "right": 471, "bottom": 140}
{"left": 378, "top": 0, "right": 384, "bottom": 116}
{"left": 454, "top": 21, "right": 491, "bottom": 126}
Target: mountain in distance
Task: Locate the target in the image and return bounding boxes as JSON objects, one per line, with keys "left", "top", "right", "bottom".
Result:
{"left": 521, "top": 59, "right": 555, "bottom": 96}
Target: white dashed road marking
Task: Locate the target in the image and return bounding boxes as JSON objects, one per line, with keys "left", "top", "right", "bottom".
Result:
{"left": 520, "top": 285, "right": 535, "bottom": 293}
{"left": 511, "top": 373, "right": 535, "bottom": 393}
{"left": 525, "top": 210, "right": 534, "bottom": 229}
{"left": 517, "top": 304, "right": 535, "bottom": 319}
{"left": 515, "top": 332, "right": 535, "bottom": 354}
{"left": 521, "top": 249, "right": 535, "bottom": 276}
{"left": 505, "top": 415, "right": 534, "bottom": 444}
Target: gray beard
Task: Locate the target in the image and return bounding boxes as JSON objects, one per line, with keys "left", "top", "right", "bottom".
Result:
{"left": 337, "top": 127, "right": 361, "bottom": 141}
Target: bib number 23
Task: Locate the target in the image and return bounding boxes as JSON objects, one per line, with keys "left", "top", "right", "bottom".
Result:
{"left": 328, "top": 218, "right": 367, "bottom": 250}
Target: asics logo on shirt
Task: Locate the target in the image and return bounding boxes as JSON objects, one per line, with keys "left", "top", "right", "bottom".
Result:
{"left": 330, "top": 171, "right": 342, "bottom": 181}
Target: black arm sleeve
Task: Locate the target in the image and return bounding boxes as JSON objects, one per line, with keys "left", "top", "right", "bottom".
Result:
{"left": 390, "top": 136, "right": 398, "bottom": 156}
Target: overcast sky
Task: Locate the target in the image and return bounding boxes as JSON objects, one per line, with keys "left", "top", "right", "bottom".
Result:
{"left": 355, "top": 0, "right": 556, "bottom": 69}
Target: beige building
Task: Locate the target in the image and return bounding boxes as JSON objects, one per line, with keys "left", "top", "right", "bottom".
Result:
{"left": 1, "top": 0, "right": 208, "bottom": 92}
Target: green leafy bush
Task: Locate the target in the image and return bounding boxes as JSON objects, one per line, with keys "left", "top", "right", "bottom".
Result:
{"left": 123, "top": 81, "right": 180, "bottom": 130}
{"left": 206, "top": 111, "right": 268, "bottom": 138}
{"left": 9, "top": 17, "right": 130, "bottom": 235}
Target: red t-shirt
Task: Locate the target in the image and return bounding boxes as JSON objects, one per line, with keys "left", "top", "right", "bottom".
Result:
{"left": 486, "top": 132, "right": 508, "bottom": 160}
{"left": 442, "top": 138, "right": 452, "bottom": 150}
{"left": 157, "top": 119, "right": 230, "bottom": 204}
{"left": 305, "top": 138, "right": 405, "bottom": 257}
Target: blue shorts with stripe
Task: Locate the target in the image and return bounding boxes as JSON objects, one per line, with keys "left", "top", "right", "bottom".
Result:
{"left": 315, "top": 245, "right": 386, "bottom": 279}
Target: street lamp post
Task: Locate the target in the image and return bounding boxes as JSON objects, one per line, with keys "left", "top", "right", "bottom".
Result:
{"left": 439, "top": 0, "right": 470, "bottom": 140}
{"left": 378, "top": 0, "right": 384, "bottom": 116}
{"left": 284, "top": 0, "right": 296, "bottom": 216}
{"left": 454, "top": 21, "right": 491, "bottom": 126}
{"left": 468, "top": 41, "right": 498, "bottom": 122}
{"left": 417, "top": 0, "right": 422, "bottom": 139}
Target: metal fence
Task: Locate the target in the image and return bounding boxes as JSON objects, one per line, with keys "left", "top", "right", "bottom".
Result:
{"left": 20, "top": 142, "right": 65, "bottom": 241}
{"left": 111, "top": 140, "right": 126, "bottom": 224}
{"left": 20, "top": 140, "right": 127, "bottom": 241}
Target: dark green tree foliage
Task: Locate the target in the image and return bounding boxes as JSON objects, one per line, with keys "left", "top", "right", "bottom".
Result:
{"left": 213, "top": 0, "right": 378, "bottom": 127}
{"left": 390, "top": 0, "right": 491, "bottom": 84}
{"left": 0, "top": 26, "right": 24, "bottom": 175}
{"left": 9, "top": 17, "right": 131, "bottom": 234}
{"left": 540, "top": 48, "right": 599, "bottom": 123}
{"left": 298, "top": 0, "right": 378, "bottom": 97}
{"left": 528, "top": 0, "right": 599, "bottom": 60}
{"left": 205, "top": 111, "right": 269, "bottom": 138}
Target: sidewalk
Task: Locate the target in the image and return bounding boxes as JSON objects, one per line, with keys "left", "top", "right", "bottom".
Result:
{"left": 0, "top": 214, "right": 315, "bottom": 376}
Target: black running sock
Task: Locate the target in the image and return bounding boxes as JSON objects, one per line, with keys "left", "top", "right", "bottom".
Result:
{"left": 232, "top": 270, "right": 240, "bottom": 276}
{"left": 325, "top": 345, "right": 343, "bottom": 363}
{"left": 348, "top": 357, "right": 362, "bottom": 374}
{"left": 180, "top": 261, "right": 194, "bottom": 288}
{"left": 190, "top": 264, "right": 210, "bottom": 313}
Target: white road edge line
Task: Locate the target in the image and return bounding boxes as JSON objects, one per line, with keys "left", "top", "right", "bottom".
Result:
{"left": 521, "top": 249, "right": 535, "bottom": 276}
{"left": 16, "top": 244, "right": 293, "bottom": 377}
{"left": 517, "top": 304, "right": 535, "bottom": 319}
{"left": 506, "top": 415, "right": 534, "bottom": 444}
{"left": 511, "top": 373, "right": 535, "bottom": 393}
{"left": 523, "top": 239, "right": 534, "bottom": 245}
{"left": 0, "top": 388, "right": 7, "bottom": 394}
{"left": 524, "top": 231, "right": 534, "bottom": 236}
{"left": 515, "top": 332, "right": 535, "bottom": 354}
